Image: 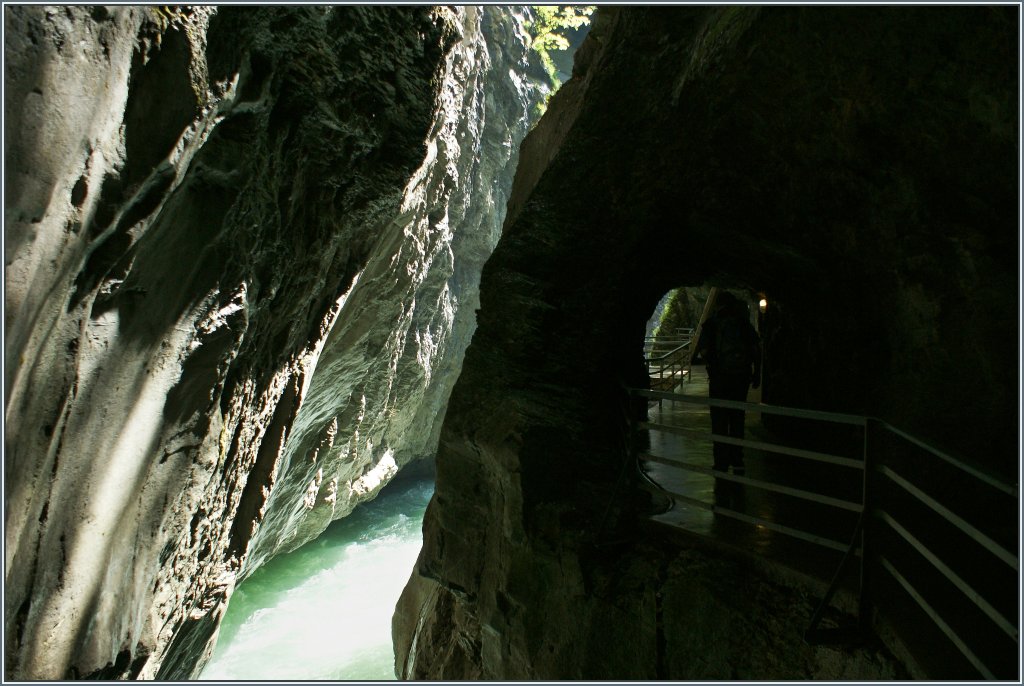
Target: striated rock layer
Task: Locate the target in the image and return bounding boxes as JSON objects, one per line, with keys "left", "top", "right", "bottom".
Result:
{"left": 245, "top": 6, "right": 540, "bottom": 574}
{"left": 4, "top": 5, "right": 539, "bottom": 680}
{"left": 395, "top": 6, "right": 1015, "bottom": 680}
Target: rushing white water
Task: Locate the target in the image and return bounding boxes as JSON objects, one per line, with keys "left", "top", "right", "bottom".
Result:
{"left": 200, "top": 478, "right": 434, "bottom": 681}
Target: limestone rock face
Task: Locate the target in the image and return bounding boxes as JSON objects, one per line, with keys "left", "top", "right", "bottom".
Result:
{"left": 395, "top": 6, "right": 1015, "bottom": 680}
{"left": 4, "top": 5, "right": 539, "bottom": 680}
{"left": 245, "top": 6, "right": 540, "bottom": 572}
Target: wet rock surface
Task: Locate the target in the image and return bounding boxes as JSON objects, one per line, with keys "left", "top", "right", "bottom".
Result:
{"left": 395, "top": 6, "right": 1015, "bottom": 680}
{"left": 245, "top": 6, "right": 541, "bottom": 573}
{"left": 398, "top": 533, "right": 908, "bottom": 680}
{"left": 4, "top": 5, "right": 539, "bottom": 679}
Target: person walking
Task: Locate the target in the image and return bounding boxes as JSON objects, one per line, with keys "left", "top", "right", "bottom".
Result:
{"left": 694, "top": 292, "right": 761, "bottom": 475}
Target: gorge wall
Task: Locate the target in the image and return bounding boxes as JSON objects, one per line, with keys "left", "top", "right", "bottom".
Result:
{"left": 4, "top": 5, "right": 540, "bottom": 679}
{"left": 395, "top": 6, "right": 1016, "bottom": 679}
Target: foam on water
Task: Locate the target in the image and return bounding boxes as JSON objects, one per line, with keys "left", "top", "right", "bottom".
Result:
{"left": 200, "top": 478, "right": 434, "bottom": 681}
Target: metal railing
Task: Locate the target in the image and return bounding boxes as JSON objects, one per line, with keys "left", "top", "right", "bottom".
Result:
{"left": 629, "top": 387, "right": 1019, "bottom": 680}
{"left": 868, "top": 419, "right": 1018, "bottom": 679}
{"left": 644, "top": 329, "right": 694, "bottom": 393}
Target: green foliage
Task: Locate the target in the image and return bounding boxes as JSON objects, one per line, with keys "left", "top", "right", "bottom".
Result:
{"left": 151, "top": 5, "right": 190, "bottom": 33}
{"left": 654, "top": 287, "right": 710, "bottom": 339}
{"left": 652, "top": 289, "right": 682, "bottom": 339}
{"left": 526, "top": 6, "right": 595, "bottom": 89}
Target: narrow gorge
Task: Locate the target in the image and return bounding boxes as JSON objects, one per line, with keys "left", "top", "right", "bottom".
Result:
{"left": 5, "top": 5, "right": 544, "bottom": 678}
{"left": 4, "top": 5, "right": 1017, "bottom": 681}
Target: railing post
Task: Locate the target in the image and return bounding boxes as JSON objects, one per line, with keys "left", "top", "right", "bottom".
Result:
{"left": 858, "top": 417, "right": 873, "bottom": 633}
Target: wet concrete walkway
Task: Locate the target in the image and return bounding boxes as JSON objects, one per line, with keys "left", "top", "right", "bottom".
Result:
{"left": 638, "top": 366, "right": 863, "bottom": 589}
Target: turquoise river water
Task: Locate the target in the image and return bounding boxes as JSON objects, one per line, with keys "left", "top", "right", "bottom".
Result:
{"left": 200, "top": 478, "right": 434, "bottom": 680}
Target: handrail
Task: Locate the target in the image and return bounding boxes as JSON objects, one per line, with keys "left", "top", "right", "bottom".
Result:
{"left": 633, "top": 389, "right": 868, "bottom": 426}
{"left": 877, "top": 464, "right": 1018, "bottom": 571}
{"left": 876, "top": 420, "right": 1018, "bottom": 498}
{"left": 633, "top": 388, "right": 868, "bottom": 568}
{"left": 641, "top": 452, "right": 863, "bottom": 511}
{"left": 646, "top": 341, "right": 691, "bottom": 349}
{"left": 639, "top": 422, "right": 864, "bottom": 469}
{"left": 645, "top": 334, "right": 693, "bottom": 341}
{"left": 645, "top": 341, "right": 691, "bottom": 363}
{"left": 878, "top": 555, "right": 997, "bottom": 680}
{"left": 645, "top": 341, "right": 692, "bottom": 396}
{"left": 632, "top": 387, "right": 1014, "bottom": 497}
{"left": 643, "top": 484, "right": 851, "bottom": 552}
{"left": 628, "top": 385, "right": 1019, "bottom": 678}
{"left": 645, "top": 328, "right": 695, "bottom": 340}
{"left": 876, "top": 510, "right": 1018, "bottom": 642}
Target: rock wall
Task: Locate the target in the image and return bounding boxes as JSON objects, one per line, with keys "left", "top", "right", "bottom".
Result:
{"left": 244, "top": 6, "right": 540, "bottom": 573}
{"left": 395, "top": 6, "right": 1016, "bottom": 680}
{"left": 4, "top": 5, "right": 539, "bottom": 680}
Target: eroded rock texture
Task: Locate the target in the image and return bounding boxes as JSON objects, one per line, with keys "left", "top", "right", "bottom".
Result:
{"left": 245, "top": 6, "right": 540, "bottom": 573}
{"left": 396, "top": 6, "right": 1016, "bottom": 680}
{"left": 4, "top": 5, "right": 539, "bottom": 679}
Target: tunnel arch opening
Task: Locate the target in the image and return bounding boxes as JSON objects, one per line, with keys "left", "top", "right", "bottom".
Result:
{"left": 642, "top": 285, "right": 770, "bottom": 394}
{"left": 634, "top": 278, "right": 868, "bottom": 469}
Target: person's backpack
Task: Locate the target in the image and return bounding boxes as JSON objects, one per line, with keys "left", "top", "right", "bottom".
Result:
{"left": 713, "top": 312, "right": 755, "bottom": 375}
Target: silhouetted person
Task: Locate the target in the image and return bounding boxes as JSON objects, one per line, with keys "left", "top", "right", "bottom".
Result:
{"left": 695, "top": 292, "right": 761, "bottom": 475}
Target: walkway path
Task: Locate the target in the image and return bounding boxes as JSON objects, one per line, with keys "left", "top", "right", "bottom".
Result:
{"left": 635, "top": 368, "right": 1019, "bottom": 679}
{"left": 638, "top": 366, "right": 861, "bottom": 590}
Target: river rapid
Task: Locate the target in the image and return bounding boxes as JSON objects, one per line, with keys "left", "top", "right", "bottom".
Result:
{"left": 200, "top": 477, "right": 434, "bottom": 680}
